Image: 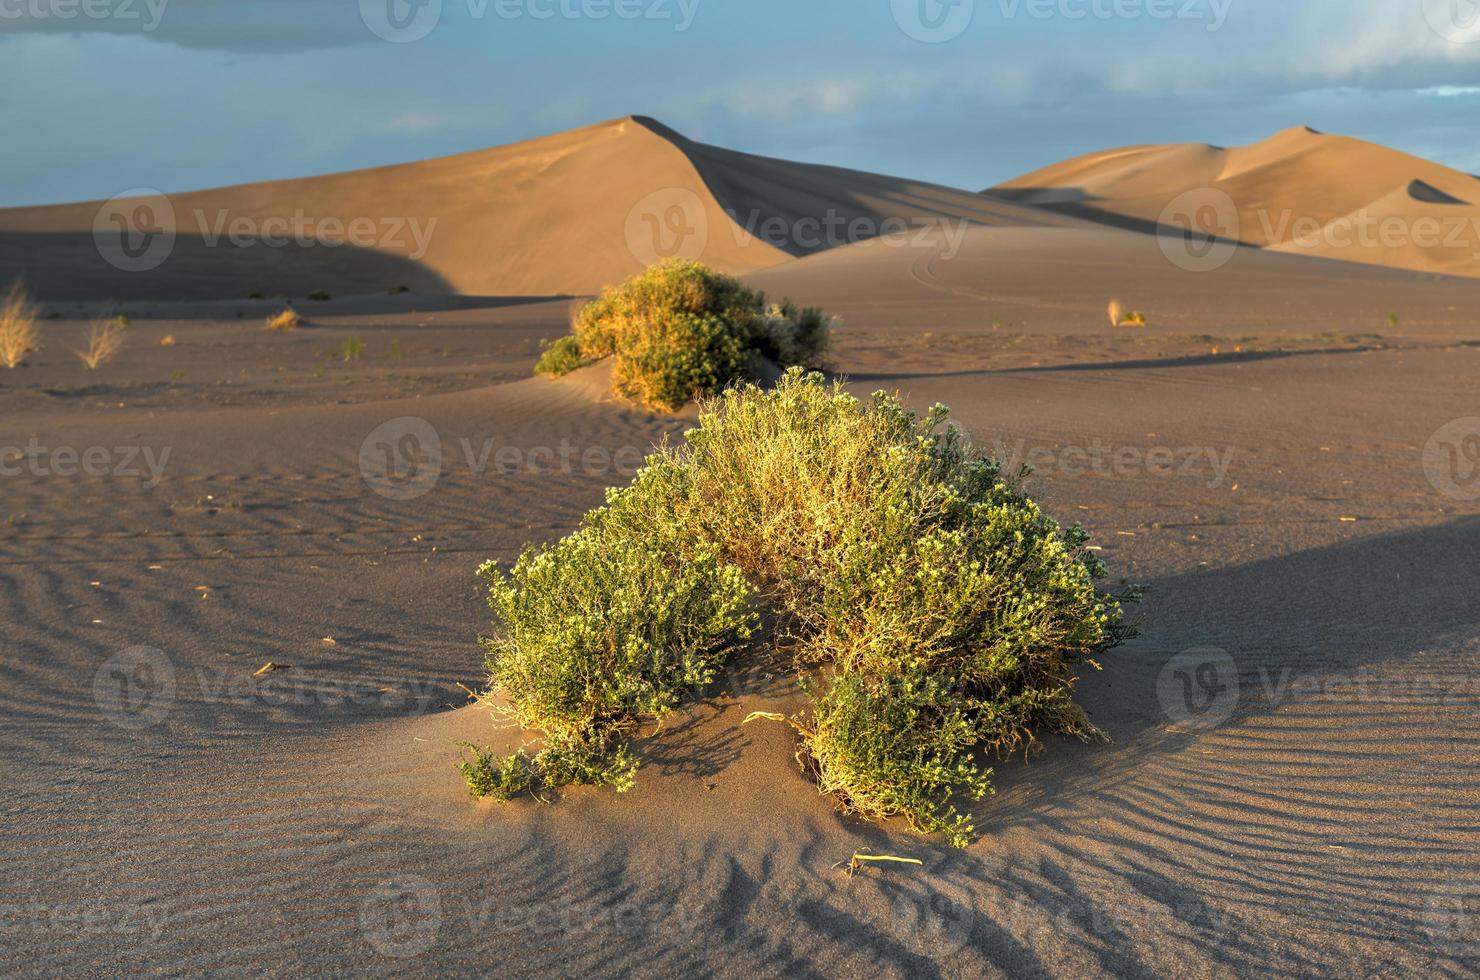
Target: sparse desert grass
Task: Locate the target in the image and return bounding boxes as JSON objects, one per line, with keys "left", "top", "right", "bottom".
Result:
{"left": 1108, "top": 299, "right": 1147, "bottom": 327}
{"left": 266, "top": 308, "right": 302, "bottom": 331}
{"left": 77, "top": 315, "right": 127, "bottom": 369}
{"left": 536, "top": 260, "right": 832, "bottom": 411}
{"left": 470, "top": 370, "right": 1136, "bottom": 845}
{"left": 340, "top": 337, "right": 365, "bottom": 361}
{"left": 0, "top": 281, "right": 42, "bottom": 368}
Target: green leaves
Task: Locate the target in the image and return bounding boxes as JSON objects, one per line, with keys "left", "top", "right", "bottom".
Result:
{"left": 468, "top": 370, "right": 1134, "bottom": 845}
{"left": 535, "top": 259, "right": 833, "bottom": 411}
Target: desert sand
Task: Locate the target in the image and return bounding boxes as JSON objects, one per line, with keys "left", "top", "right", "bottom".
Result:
{"left": 992, "top": 125, "right": 1480, "bottom": 278}
{"left": 1, "top": 119, "right": 1477, "bottom": 977}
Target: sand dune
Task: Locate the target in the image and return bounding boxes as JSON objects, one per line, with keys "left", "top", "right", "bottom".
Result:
{"left": 991, "top": 126, "right": 1480, "bottom": 278}
{"left": 0, "top": 117, "right": 1074, "bottom": 302}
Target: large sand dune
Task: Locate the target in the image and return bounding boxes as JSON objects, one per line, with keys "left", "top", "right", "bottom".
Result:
{"left": 991, "top": 126, "right": 1480, "bottom": 278}
{"left": 0, "top": 117, "right": 1074, "bottom": 302}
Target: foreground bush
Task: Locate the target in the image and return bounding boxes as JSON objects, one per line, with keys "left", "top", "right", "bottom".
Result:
{"left": 536, "top": 260, "right": 831, "bottom": 411}
{"left": 473, "top": 512, "right": 755, "bottom": 795}
{"left": 469, "top": 370, "right": 1135, "bottom": 844}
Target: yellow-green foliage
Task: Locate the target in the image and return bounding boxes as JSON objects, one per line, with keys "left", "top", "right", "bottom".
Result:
{"left": 0, "top": 281, "right": 42, "bottom": 369}
{"left": 536, "top": 260, "right": 832, "bottom": 411}
{"left": 78, "top": 316, "right": 127, "bottom": 370}
{"left": 266, "top": 308, "right": 302, "bottom": 331}
{"left": 471, "top": 370, "right": 1135, "bottom": 845}
{"left": 476, "top": 514, "right": 755, "bottom": 794}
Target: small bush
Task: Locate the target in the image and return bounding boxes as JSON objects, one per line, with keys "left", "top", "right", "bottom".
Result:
{"left": 1108, "top": 299, "right": 1147, "bottom": 327}
{"left": 0, "top": 281, "right": 42, "bottom": 368}
{"left": 77, "top": 315, "right": 127, "bottom": 369}
{"left": 536, "top": 260, "right": 832, "bottom": 411}
{"left": 534, "top": 335, "right": 589, "bottom": 377}
{"left": 471, "top": 370, "right": 1135, "bottom": 844}
{"left": 266, "top": 309, "right": 302, "bottom": 331}
{"left": 472, "top": 515, "right": 754, "bottom": 796}
{"left": 307, "top": 290, "right": 332, "bottom": 302}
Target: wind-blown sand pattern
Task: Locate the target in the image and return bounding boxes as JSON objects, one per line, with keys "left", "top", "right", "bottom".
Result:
{"left": 2, "top": 119, "right": 1478, "bottom": 977}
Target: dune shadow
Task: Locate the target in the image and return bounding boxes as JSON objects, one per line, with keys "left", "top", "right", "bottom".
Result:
{"left": 0, "top": 229, "right": 457, "bottom": 302}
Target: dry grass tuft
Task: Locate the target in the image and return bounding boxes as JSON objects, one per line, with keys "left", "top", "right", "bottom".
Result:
{"left": 78, "top": 315, "right": 127, "bottom": 370}
{"left": 266, "top": 308, "right": 303, "bottom": 331}
{"left": 0, "top": 281, "right": 42, "bottom": 368}
{"left": 1108, "top": 299, "right": 1147, "bottom": 327}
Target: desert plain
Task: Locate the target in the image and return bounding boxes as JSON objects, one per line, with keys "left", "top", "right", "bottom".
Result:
{"left": 0, "top": 117, "right": 1477, "bottom": 976}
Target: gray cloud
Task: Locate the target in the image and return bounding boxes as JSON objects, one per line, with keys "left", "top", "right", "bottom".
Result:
{"left": 0, "top": 0, "right": 376, "bottom": 51}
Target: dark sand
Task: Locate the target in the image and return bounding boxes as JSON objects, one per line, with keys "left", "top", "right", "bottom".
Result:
{"left": 2, "top": 125, "right": 1478, "bottom": 977}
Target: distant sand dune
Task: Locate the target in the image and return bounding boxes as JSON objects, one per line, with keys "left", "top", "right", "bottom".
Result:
{"left": 991, "top": 126, "right": 1480, "bottom": 278}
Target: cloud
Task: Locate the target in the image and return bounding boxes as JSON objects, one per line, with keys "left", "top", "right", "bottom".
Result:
{"left": 0, "top": 0, "right": 376, "bottom": 51}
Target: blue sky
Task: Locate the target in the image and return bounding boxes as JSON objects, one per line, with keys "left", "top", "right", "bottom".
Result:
{"left": 2, "top": 0, "right": 1479, "bottom": 206}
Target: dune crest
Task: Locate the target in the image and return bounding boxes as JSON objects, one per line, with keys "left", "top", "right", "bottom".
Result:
{"left": 990, "top": 126, "right": 1480, "bottom": 277}
{"left": 0, "top": 116, "right": 1076, "bottom": 302}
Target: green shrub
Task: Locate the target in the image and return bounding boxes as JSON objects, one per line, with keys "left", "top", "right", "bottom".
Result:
{"left": 472, "top": 514, "right": 755, "bottom": 797}
{"left": 468, "top": 370, "right": 1135, "bottom": 844}
{"left": 534, "top": 334, "right": 590, "bottom": 377}
{"left": 536, "top": 260, "right": 832, "bottom": 411}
